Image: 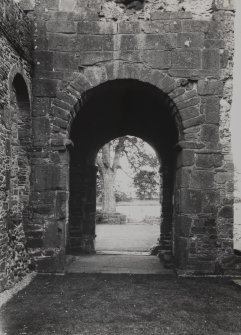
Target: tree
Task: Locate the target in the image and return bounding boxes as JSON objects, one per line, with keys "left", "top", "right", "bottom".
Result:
{"left": 96, "top": 137, "right": 125, "bottom": 213}
{"left": 96, "top": 136, "right": 159, "bottom": 213}
{"left": 133, "top": 170, "right": 159, "bottom": 200}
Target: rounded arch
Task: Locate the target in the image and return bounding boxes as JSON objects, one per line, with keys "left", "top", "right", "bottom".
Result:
{"left": 8, "top": 72, "right": 31, "bottom": 230}
{"left": 51, "top": 62, "right": 201, "bottom": 148}
{"left": 9, "top": 63, "right": 31, "bottom": 107}
{"left": 66, "top": 75, "right": 183, "bottom": 255}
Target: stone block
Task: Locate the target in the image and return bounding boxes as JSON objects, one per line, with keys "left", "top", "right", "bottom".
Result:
{"left": 180, "top": 189, "right": 202, "bottom": 214}
{"left": 183, "top": 115, "right": 204, "bottom": 129}
{"left": 214, "top": 0, "right": 235, "bottom": 10}
{"left": 36, "top": 0, "right": 59, "bottom": 10}
{"left": 190, "top": 170, "right": 215, "bottom": 190}
{"left": 77, "top": 35, "right": 103, "bottom": 51}
{"left": 144, "top": 34, "right": 177, "bottom": 50}
{"left": 182, "top": 20, "right": 210, "bottom": 33}
{"left": 142, "top": 51, "right": 171, "bottom": 69}
{"left": 175, "top": 168, "right": 191, "bottom": 188}
{"left": 32, "top": 98, "right": 51, "bottom": 117}
{"left": 33, "top": 79, "right": 59, "bottom": 98}
{"left": 169, "top": 69, "right": 200, "bottom": 79}
{"left": 78, "top": 51, "right": 114, "bottom": 65}
{"left": 202, "top": 49, "right": 220, "bottom": 70}
{"left": 151, "top": 12, "right": 192, "bottom": 20}
{"left": 52, "top": 106, "right": 69, "bottom": 121}
{"left": 216, "top": 172, "right": 233, "bottom": 185}
{"left": 31, "top": 165, "right": 68, "bottom": 191}
{"left": 201, "top": 125, "right": 219, "bottom": 143}
{"left": 77, "top": 21, "right": 117, "bottom": 35}
{"left": 141, "top": 20, "right": 182, "bottom": 34}
{"left": 35, "top": 51, "right": 53, "bottom": 72}
{"left": 175, "top": 215, "right": 192, "bottom": 237}
{"left": 59, "top": 0, "right": 77, "bottom": 11}
{"left": 175, "top": 89, "right": 197, "bottom": 103}
{"left": 174, "top": 236, "right": 188, "bottom": 268}
{"left": 46, "top": 20, "right": 77, "bottom": 34}
{"left": 31, "top": 191, "right": 56, "bottom": 215}
{"left": 118, "top": 21, "right": 140, "bottom": 34}
{"left": 53, "top": 52, "right": 77, "bottom": 71}
{"left": 171, "top": 50, "right": 201, "bottom": 69}
{"left": 177, "top": 150, "right": 195, "bottom": 167}
{"left": 43, "top": 221, "right": 61, "bottom": 248}
{"left": 118, "top": 51, "right": 142, "bottom": 63}
{"left": 32, "top": 117, "right": 50, "bottom": 144}
{"left": 120, "top": 34, "right": 140, "bottom": 50}
{"left": 26, "top": 238, "right": 43, "bottom": 248}
{"left": 204, "top": 39, "right": 225, "bottom": 49}
{"left": 198, "top": 80, "right": 223, "bottom": 96}
{"left": 219, "top": 206, "right": 233, "bottom": 219}
{"left": 56, "top": 192, "right": 68, "bottom": 219}
{"left": 53, "top": 117, "right": 68, "bottom": 129}
{"left": 177, "top": 33, "right": 204, "bottom": 48}
{"left": 196, "top": 154, "right": 223, "bottom": 169}
{"left": 48, "top": 34, "right": 78, "bottom": 51}
{"left": 220, "top": 50, "right": 229, "bottom": 68}
{"left": 179, "top": 106, "right": 200, "bottom": 121}
{"left": 201, "top": 96, "right": 220, "bottom": 124}
{"left": 202, "top": 190, "right": 220, "bottom": 214}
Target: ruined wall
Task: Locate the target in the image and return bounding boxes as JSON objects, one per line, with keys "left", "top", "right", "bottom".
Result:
{"left": 0, "top": 0, "right": 33, "bottom": 292}
{"left": 29, "top": 0, "right": 237, "bottom": 274}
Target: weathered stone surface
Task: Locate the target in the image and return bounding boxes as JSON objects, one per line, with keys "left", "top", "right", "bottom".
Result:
{"left": 179, "top": 106, "right": 200, "bottom": 121}
{"left": 202, "top": 49, "right": 220, "bottom": 70}
{"left": 196, "top": 153, "right": 223, "bottom": 169}
{"left": 175, "top": 215, "right": 192, "bottom": 237}
{"left": 201, "top": 96, "right": 220, "bottom": 124}
{"left": 47, "top": 21, "right": 77, "bottom": 34}
{"left": 177, "top": 33, "right": 204, "bottom": 48}
{"left": 201, "top": 124, "right": 219, "bottom": 143}
{"left": 190, "top": 170, "right": 215, "bottom": 189}
{"left": 142, "top": 51, "right": 171, "bottom": 69}
{"left": 118, "top": 21, "right": 141, "bottom": 34}
{"left": 0, "top": 0, "right": 237, "bottom": 289}
{"left": 177, "top": 150, "right": 195, "bottom": 167}
{"left": 180, "top": 189, "right": 202, "bottom": 214}
{"left": 33, "top": 79, "right": 59, "bottom": 97}
{"left": 141, "top": 20, "right": 182, "bottom": 34}
{"left": 32, "top": 117, "right": 50, "bottom": 146}
{"left": 198, "top": 80, "right": 223, "bottom": 96}
{"left": 31, "top": 165, "right": 68, "bottom": 191}
{"left": 77, "top": 21, "right": 117, "bottom": 35}
{"left": 171, "top": 50, "right": 201, "bottom": 69}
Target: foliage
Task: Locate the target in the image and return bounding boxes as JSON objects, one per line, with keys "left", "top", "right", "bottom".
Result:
{"left": 133, "top": 170, "right": 159, "bottom": 200}
{"left": 96, "top": 136, "right": 159, "bottom": 211}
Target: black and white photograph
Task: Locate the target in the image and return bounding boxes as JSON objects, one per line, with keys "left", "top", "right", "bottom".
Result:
{"left": 0, "top": 0, "right": 241, "bottom": 334}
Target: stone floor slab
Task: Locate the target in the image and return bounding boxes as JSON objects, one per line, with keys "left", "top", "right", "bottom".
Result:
{"left": 65, "top": 254, "right": 173, "bottom": 275}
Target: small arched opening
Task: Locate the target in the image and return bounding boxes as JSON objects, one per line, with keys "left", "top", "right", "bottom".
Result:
{"left": 10, "top": 74, "right": 31, "bottom": 229}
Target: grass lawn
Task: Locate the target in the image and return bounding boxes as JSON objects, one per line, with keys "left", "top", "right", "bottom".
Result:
{"left": 1, "top": 274, "right": 241, "bottom": 335}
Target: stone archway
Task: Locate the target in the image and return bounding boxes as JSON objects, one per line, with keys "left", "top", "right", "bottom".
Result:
{"left": 50, "top": 62, "right": 202, "bottom": 267}
{"left": 67, "top": 79, "right": 182, "bottom": 257}
{"left": 31, "top": 61, "right": 231, "bottom": 274}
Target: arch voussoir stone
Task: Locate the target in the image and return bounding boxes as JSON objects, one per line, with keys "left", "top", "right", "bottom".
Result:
{"left": 52, "top": 61, "right": 188, "bottom": 139}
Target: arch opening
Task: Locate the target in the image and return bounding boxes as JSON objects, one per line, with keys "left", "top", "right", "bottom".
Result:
{"left": 68, "top": 79, "right": 181, "bottom": 258}
{"left": 95, "top": 135, "right": 161, "bottom": 254}
{"left": 9, "top": 74, "right": 31, "bottom": 229}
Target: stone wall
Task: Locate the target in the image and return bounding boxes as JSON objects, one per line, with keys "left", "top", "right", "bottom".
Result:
{"left": 0, "top": 0, "right": 33, "bottom": 291}
{"left": 30, "top": 0, "right": 237, "bottom": 274}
